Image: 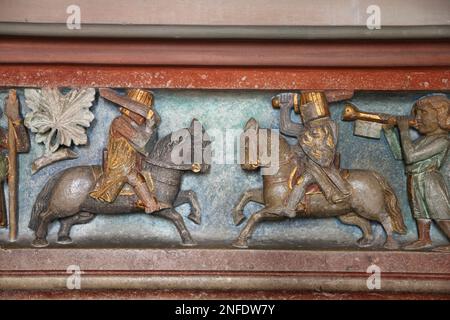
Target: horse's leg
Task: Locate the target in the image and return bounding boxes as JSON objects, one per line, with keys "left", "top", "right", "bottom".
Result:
{"left": 57, "top": 212, "right": 96, "bottom": 244}
{"left": 173, "top": 190, "right": 201, "bottom": 225}
{"left": 378, "top": 212, "right": 400, "bottom": 250}
{"left": 232, "top": 188, "right": 264, "bottom": 226}
{"left": 154, "top": 208, "right": 196, "bottom": 246}
{"left": 338, "top": 213, "right": 374, "bottom": 247}
{"left": 232, "top": 208, "right": 284, "bottom": 248}
{"left": 32, "top": 210, "right": 57, "bottom": 248}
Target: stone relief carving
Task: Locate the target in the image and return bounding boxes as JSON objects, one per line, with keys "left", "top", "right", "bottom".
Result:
{"left": 232, "top": 92, "right": 406, "bottom": 249}
{"left": 28, "top": 89, "right": 210, "bottom": 247}
{"left": 0, "top": 88, "right": 447, "bottom": 252}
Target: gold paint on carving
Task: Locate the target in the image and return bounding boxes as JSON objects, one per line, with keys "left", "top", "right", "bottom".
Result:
{"left": 299, "top": 91, "right": 330, "bottom": 122}
{"left": 120, "top": 107, "right": 130, "bottom": 117}
{"left": 191, "top": 163, "right": 201, "bottom": 173}
{"left": 90, "top": 135, "right": 137, "bottom": 202}
{"left": 118, "top": 185, "right": 135, "bottom": 196}
{"left": 288, "top": 166, "right": 298, "bottom": 190}
{"left": 293, "top": 93, "right": 300, "bottom": 114}
{"left": 142, "top": 171, "right": 155, "bottom": 191}
{"left": 326, "top": 132, "right": 335, "bottom": 148}
{"left": 127, "top": 89, "right": 153, "bottom": 107}
{"left": 342, "top": 103, "right": 417, "bottom": 126}
{"left": 295, "top": 174, "right": 304, "bottom": 186}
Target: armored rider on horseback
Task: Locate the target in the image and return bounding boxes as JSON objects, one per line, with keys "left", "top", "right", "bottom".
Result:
{"left": 272, "top": 91, "right": 352, "bottom": 218}
{"left": 90, "top": 88, "right": 170, "bottom": 214}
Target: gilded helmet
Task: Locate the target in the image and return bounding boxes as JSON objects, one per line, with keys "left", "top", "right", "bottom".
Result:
{"left": 294, "top": 91, "right": 330, "bottom": 123}
{"left": 120, "top": 88, "right": 154, "bottom": 121}
{"left": 127, "top": 88, "right": 153, "bottom": 107}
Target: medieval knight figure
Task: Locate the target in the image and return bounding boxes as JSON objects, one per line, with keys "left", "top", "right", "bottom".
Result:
{"left": 273, "top": 91, "right": 352, "bottom": 218}
{"left": 89, "top": 88, "right": 169, "bottom": 213}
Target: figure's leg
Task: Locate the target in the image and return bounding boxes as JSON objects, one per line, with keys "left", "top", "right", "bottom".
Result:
{"left": 378, "top": 213, "right": 400, "bottom": 250}
{"left": 57, "top": 212, "right": 96, "bottom": 244}
{"left": 326, "top": 166, "right": 352, "bottom": 203}
{"left": 277, "top": 171, "right": 314, "bottom": 218}
{"left": 338, "top": 213, "right": 374, "bottom": 247}
{"left": 31, "top": 210, "right": 56, "bottom": 247}
{"left": 404, "top": 219, "right": 433, "bottom": 250}
{"left": 173, "top": 190, "right": 201, "bottom": 225}
{"left": 432, "top": 220, "right": 450, "bottom": 252}
{"left": 127, "top": 170, "right": 160, "bottom": 214}
{"left": 232, "top": 209, "right": 285, "bottom": 248}
{"left": 154, "top": 208, "right": 196, "bottom": 246}
{"left": 232, "top": 188, "right": 264, "bottom": 226}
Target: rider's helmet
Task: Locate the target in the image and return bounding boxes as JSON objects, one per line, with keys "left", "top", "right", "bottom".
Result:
{"left": 295, "top": 91, "right": 330, "bottom": 124}
{"left": 120, "top": 89, "right": 155, "bottom": 123}
{"left": 127, "top": 88, "right": 153, "bottom": 107}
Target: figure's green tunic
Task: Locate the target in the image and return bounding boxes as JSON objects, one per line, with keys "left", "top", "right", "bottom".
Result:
{"left": 0, "top": 153, "right": 7, "bottom": 182}
{"left": 405, "top": 134, "right": 450, "bottom": 220}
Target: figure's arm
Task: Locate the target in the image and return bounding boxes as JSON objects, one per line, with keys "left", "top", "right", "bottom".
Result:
{"left": 397, "top": 118, "right": 447, "bottom": 164}
{"left": 144, "top": 109, "right": 161, "bottom": 133}
{"left": 113, "top": 115, "right": 159, "bottom": 156}
{"left": 280, "top": 103, "right": 303, "bottom": 137}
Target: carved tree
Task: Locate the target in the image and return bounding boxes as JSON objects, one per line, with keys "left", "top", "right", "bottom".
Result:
{"left": 24, "top": 88, "right": 96, "bottom": 173}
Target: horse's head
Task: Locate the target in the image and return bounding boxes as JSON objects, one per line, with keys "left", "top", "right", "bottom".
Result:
{"left": 240, "top": 118, "right": 281, "bottom": 174}
{"left": 148, "top": 118, "right": 211, "bottom": 173}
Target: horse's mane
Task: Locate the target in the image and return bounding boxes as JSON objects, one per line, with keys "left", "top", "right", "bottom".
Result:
{"left": 148, "top": 132, "right": 174, "bottom": 161}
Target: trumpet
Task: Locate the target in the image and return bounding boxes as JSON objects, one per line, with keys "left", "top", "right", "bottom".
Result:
{"left": 342, "top": 103, "right": 417, "bottom": 127}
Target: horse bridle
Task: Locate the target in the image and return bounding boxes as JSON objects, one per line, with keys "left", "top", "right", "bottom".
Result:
{"left": 145, "top": 157, "right": 201, "bottom": 172}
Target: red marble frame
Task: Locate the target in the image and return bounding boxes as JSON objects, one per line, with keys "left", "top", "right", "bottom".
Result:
{"left": 0, "top": 37, "right": 449, "bottom": 299}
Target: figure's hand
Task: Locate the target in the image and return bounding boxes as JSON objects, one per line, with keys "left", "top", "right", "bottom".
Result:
{"left": 4, "top": 90, "right": 21, "bottom": 122}
{"left": 396, "top": 116, "right": 410, "bottom": 132}
{"left": 272, "top": 93, "right": 296, "bottom": 109}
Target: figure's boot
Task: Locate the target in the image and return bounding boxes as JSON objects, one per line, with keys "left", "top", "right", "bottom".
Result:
{"left": 134, "top": 181, "right": 159, "bottom": 214}
{"left": 404, "top": 219, "right": 433, "bottom": 250}
{"left": 280, "top": 182, "right": 306, "bottom": 218}
{"left": 129, "top": 171, "right": 171, "bottom": 214}
{"left": 132, "top": 173, "right": 170, "bottom": 214}
{"left": 432, "top": 220, "right": 450, "bottom": 252}
{"left": 327, "top": 168, "right": 352, "bottom": 204}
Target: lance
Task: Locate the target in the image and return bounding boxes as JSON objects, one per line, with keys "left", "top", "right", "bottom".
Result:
{"left": 5, "top": 90, "right": 18, "bottom": 241}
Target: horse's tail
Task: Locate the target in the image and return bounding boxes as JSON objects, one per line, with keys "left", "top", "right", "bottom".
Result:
{"left": 371, "top": 171, "right": 407, "bottom": 234}
{"left": 28, "top": 171, "right": 64, "bottom": 231}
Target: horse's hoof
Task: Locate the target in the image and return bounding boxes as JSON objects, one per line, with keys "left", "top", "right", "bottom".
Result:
{"left": 31, "top": 238, "right": 49, "bottom": 248}
{"left": 403, "top": 240, "right": 433, "bottom": 251}
{"left": 432, "top": 245, "right": 450, "bottom": 253}
{"left": 383, "top": 239, "right": 400, "bottom": 250}
{"left": 57, "top": 236, "right": 73, "bottom": 244}
{"left": 357, "top": 237, "right": 374, "bottom": 248}
{"left": 232, "top": 239, "right": 248, "bottom": 249}
{"left": 187, "top": 213, "right": 201, "bottom": 225}
{"left": 181, "top": 239, "right": 197, "bottom": 247}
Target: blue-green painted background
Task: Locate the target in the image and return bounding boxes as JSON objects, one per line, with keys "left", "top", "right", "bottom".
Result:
{"left": 0, "top": 90, "right": 448, "bottom": 248}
